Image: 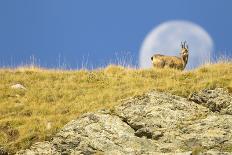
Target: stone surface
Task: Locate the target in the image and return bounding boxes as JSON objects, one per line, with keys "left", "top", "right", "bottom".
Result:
{"left": 10, "top": 84, "right": 26, "bottom": 90}
{"left": 16, "top": 88, "right": 232, "bottom": 155}
{"left": 189, "top": 88, "right": 232, "bottom": 114}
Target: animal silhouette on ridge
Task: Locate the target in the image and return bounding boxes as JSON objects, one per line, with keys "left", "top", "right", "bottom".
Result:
{"left": 151, "top": 41, "right": 189, "bottom": 70}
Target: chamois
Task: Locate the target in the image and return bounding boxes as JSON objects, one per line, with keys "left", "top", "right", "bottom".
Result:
{"left": 151, "top": 41, "right": 189, "bottom": 70}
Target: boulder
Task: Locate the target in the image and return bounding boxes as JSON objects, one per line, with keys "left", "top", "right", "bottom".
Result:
{"left": 11, "top": 84, "right": 26, "bottom": 90}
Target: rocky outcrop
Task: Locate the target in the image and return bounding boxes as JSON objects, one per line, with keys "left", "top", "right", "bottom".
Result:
{"left": 17, "top": 88, "right": 232, "bottom": 155}
{"left": 189, "top": 88, "right": 232, "bottom": 114}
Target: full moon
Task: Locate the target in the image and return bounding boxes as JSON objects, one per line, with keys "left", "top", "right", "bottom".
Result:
{"left": 139, "top": 20, "right": 214, "bottom": 69}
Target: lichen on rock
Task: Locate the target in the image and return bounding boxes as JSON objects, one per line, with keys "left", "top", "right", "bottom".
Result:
{"left": 188, "top": 88, "right": 232, "bottom": 114}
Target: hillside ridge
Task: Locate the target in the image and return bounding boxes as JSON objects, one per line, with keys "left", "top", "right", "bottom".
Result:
{"left": 0, "top": 62, "right": 231, "bottom": 154}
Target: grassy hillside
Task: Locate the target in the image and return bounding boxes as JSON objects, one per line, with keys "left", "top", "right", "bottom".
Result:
{"left": 0, "top": 62, "right": 232, "bottom": 154}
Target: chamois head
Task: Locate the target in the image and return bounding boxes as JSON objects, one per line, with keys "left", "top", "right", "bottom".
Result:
{"left": 180, "top": 41, "right": 189, "bottom": 57}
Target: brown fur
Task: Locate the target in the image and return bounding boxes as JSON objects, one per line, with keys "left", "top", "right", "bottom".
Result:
{"left": 151, "top": 42, "right": 189, "bottom": 70}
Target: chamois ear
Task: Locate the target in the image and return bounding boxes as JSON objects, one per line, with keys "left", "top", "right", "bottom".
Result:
{"left": 151, "top": 56, "right": 153, "bottom": 61}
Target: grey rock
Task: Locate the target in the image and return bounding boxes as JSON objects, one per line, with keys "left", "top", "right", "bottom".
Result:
{"left": 16, "top": 142, "right": 58, "bottom": 155}
{"left": 17, "top": 88, "right": 232, "bottom": 155}
{"left": 152, "top": 131, "right": 164, "bottom": 140}
{"left": 11, "top": 84, "right": 26, "bottom": 90}
{"left": 188, "top": 88, "right": 232, "bottom": 114}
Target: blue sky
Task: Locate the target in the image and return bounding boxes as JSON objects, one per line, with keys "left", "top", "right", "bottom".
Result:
{"left": 0, "top": 0, "right": 231, "bottom": 68}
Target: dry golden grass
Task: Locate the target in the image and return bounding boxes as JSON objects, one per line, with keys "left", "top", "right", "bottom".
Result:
{"left": 0, "top": 62, "right": 232, "bottom": 153}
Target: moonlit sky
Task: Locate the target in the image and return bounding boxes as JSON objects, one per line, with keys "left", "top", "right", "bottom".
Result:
{"left": 0, "top": 0, "right": 232, "bottom": 68}
{"left": 139, "top": 21, "right": 214, "bottom": 69}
